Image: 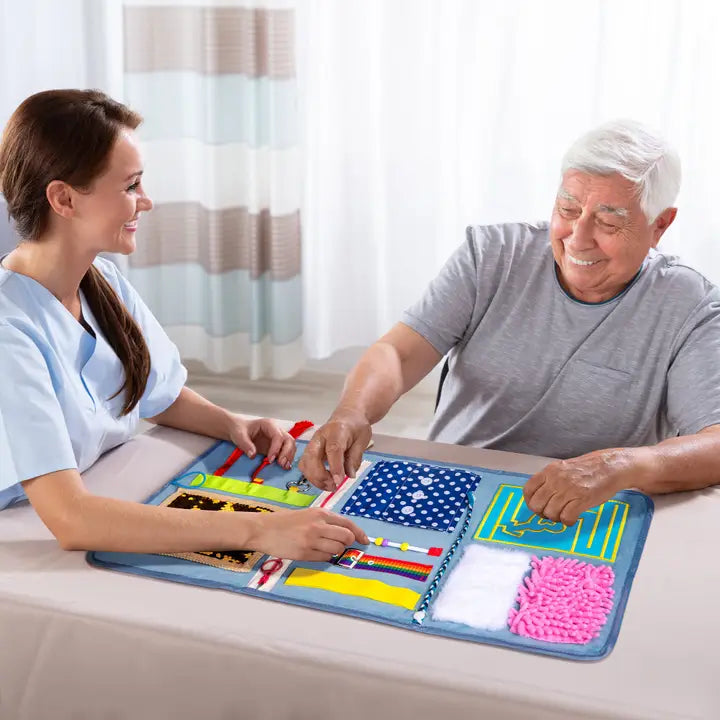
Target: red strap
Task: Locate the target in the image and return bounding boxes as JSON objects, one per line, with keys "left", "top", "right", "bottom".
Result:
{"left": 214, "top": 420, "right": 315, "bottom": 478}
{"left": 319, "top": 475, "right": 348, "bottom": 508}
{"left": 213, "top": 447, "right": 243, "bottom": 477}
{"left": 287, "top": 420, "right": 315, "bottom": 439}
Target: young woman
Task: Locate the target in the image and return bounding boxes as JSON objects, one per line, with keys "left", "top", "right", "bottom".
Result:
{"left": 0, "top": 89, "right": 366, "bottom": 560}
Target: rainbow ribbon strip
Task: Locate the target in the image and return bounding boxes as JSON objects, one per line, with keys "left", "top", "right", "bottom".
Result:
{"left": 334, "top": 549, "right": 433, "bottom": 582}
{"left": 285, "top": 569, "right": 420, "bottom": 611}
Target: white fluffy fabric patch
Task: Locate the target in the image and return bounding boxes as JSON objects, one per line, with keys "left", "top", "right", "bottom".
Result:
{"left": 430, "top": 544, "right": 531, "bottom": 631}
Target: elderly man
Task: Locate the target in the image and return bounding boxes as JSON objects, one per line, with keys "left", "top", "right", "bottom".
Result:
{"left": 300, "top": 119, "right": 720, "bottom": 525}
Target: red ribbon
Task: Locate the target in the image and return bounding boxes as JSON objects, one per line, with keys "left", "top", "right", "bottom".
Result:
{"left": 213, "top": 420, "right": 314, "bottom": 477}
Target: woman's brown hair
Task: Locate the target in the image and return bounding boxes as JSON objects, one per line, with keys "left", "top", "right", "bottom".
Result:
{"left": 0, "top": 89, "right": 151, "bottom": 416}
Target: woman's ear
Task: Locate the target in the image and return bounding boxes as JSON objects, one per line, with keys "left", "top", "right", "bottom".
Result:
{"left": 46, "top": 180, "right": 75, "bottom": 220}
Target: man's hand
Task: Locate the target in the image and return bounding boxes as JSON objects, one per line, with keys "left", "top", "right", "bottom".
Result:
{"left": 298, "top": 408, "right": 372, "bottom": 491}
{"left": 523, "top": 448, "right": 639, "bottom": 526}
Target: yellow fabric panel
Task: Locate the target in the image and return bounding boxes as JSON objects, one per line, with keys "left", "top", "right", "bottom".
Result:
{"left": 285, "top": 568, "right": 420, "bottom": 610}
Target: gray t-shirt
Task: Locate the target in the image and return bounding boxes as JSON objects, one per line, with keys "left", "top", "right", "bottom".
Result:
{"left": 402, "top": 222, "right": 720, "bottom": 458}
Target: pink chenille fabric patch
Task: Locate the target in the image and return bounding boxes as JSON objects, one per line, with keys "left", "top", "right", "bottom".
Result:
{"left": 508, "top": 556, "right": 615, "bottom": 644}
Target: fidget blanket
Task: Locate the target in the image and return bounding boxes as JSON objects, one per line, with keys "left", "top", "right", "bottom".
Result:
{"left": 87, "top": 433, "right": 652, "bottom": 661}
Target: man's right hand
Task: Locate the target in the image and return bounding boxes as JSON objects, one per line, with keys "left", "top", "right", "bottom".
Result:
{"left": 298, "top": 409, "right": 372, "bottom": 491}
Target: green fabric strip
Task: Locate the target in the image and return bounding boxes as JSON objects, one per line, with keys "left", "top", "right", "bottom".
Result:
{"left": 188, "top": 473, "right": 314, "bottom": 508}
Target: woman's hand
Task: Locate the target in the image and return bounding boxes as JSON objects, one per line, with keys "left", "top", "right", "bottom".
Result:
{"left": 298, "top": 408, "right": 372, "bottom": 491}
{"left": 228, "top": 417, "right": 297, "bottom": 470}
{"left": 249, "top": 507, "right": 369, "bottom": 561}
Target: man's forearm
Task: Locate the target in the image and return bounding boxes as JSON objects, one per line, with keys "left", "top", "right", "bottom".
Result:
{"left": 334, "top": 342, "right": 406, "bottom": 424}
{"left": 629, "top": 425, "right": 720, "bottom": 494}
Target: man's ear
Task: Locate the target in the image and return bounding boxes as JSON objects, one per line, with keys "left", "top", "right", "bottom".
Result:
{"left": 46, "top": 180, "right": 75, "bottom": 220}
{"left": 651, "top": 207, "right": 677, "bottom": 247}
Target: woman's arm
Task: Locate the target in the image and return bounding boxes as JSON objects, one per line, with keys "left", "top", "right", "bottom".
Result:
{"left": 148, "top": 386, "right": 236, "bottom": 441}
{"left": 22, "top": 468, "right": 367, "bottom": 559}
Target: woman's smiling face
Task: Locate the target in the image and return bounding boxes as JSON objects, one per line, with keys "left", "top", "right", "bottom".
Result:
{"left": 69, "top": 129, "right": 153, "bottom": 256}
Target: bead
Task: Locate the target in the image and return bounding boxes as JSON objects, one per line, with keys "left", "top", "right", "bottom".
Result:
{"left": 288, "top": 486, "right": 299, "bottom": 493}
{"left": 428, "top": 547, "right": 443, "bottom": 557}
{"left": 252, "top": 477, "right": 264, "bottom": 484}
{"left": 400, "top": 542, "right": 410, "bottom": 551}
{"left": 374, "top": 537, "right": 383, "bottom": 546}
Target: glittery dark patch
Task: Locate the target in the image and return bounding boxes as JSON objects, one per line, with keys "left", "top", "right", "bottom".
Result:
{"left": 159, "top": 489, "right": 277, "bottom": 573}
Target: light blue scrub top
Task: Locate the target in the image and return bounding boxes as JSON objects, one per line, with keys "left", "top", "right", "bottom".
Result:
{"left": 0, "top": 256, "right": 187, "bottom": 509}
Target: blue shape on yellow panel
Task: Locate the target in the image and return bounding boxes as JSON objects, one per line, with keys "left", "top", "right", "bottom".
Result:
{"left": 473, "top": 484, "right": 629, "bottom": 562}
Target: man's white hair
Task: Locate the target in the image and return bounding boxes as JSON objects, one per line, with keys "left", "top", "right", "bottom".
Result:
{"left": 561, "top": 119, "right": 681, "bottom": 223}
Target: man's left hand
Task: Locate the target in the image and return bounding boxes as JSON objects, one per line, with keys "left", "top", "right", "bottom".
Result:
{"left": 523, "top": 448, "right": 638, "bottom": 526}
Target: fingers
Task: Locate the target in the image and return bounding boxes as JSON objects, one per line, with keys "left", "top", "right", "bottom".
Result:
{"left": 264, "top": 432, "right": 284, "bottom": 465}
{"left": 249, "top": 420, "right": 297, "bottom": 470}
{"left": 298, "top": 415, "right": 370, "bottom": 491}
{"left": 232, "top": 426, "right": 257, "bottom": 459}
{"left": 525, "top": 479, "right": 556, "bottom": 517}
{"left": 325, "top": 436, "right": 349, "bottom": 489}
{"left": 298, "top": 435, "right": 334, "bottom": 490}
{"left": 344, "top": 433, "right": 367, "bottom": 479}
{"left": 522, "top": 469, "right": 545, "bottom": 502}
{"left": 257, "top": 507, "right": 368, "bottom": 562}
{"left": 325, "top": 512, "right": 369, "bottom": 544}
{"left": 311, "top": 537, "right": 349, "bottom": 557}
{"left": 279, "top": 434, "right": 297, "bottom": 467}
{"left": 542, "top": 491, "right": 569, "bottom": 523}
{"left": 305, "top": 511, "right": 367, "bottom": 558}
{"left": 321, "top": 522, "right": 357, "bottom": 548}
{"left": 251, "top": 418, "right": 283, "bottom": 461}
{"left": 559, "top": 499, "right": 584, "bottom": 526}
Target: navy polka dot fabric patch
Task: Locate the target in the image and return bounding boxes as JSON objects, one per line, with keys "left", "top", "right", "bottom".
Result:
{"left": 340, "top": 461, "right": 481, "bottom": 532}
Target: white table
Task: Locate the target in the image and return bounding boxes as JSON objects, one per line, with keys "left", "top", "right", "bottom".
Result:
{"left": 1, "top": 425, "right": 717, "bottom": 719}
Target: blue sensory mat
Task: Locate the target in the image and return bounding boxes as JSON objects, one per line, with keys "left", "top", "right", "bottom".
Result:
{"left": 87, "top": 439, "right": 653, "bottom": 661}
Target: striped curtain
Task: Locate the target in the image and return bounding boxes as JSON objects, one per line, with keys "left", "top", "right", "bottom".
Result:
{"left": 121, "top": 1, "right": 303, "bottom": 378}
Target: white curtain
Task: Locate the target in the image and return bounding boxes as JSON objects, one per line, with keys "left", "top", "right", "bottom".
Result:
{"left": 0, "top": 1, "right": 123, "bottom": 124}
{"left": 297, "top": 0, "right": 720, "bottom": 359}
{"left": 0, "top": 0, "right": 123, "bottom": 250}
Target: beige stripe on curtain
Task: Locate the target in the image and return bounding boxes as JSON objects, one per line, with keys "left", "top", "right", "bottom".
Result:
{"left": 129, "top": 204, "right": 301, "bottom": 279}
{"left": 124, "top": 6, "right": 295, "bottom": 78}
